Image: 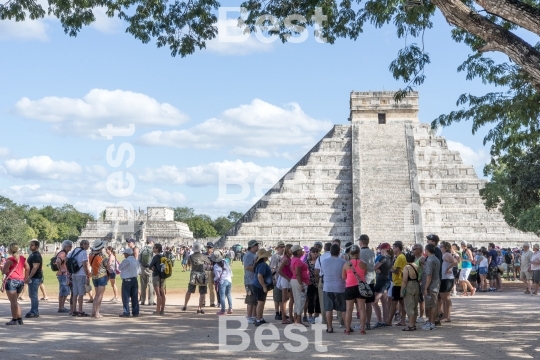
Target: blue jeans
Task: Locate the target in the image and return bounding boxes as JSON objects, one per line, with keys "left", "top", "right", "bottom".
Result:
{"left": 28, "top": 278, "right": 43, "bottom": 315}
{"left": 121, "top": 277, "right": 139, "bottom": 316}
{"left": 218, "top": 280, "right": 232, "bottom": 312}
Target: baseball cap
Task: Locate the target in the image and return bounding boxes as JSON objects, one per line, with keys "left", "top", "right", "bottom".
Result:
{"left": 276, "top": 241, "right": 285, "bottom": 247}
{"left": 206, "top": 242, "right": 214, "bottom": 248}
{"left": 379, "top": 243, "right": 391, "bottom": 250}
{"left": 122, "top": 248, "right": 134, "bottom": 255}
{"left": 126, "top": 238, "right": 136, "bottom": 243}
{"left": 291, "top": 245, "right": 302, "bottom": 252}
{"left": 314, "top": 241, "right": 323, "bottom": 247}
{"left": 247, "top": 240, "right": 259, "bottom": 249}
{"left": 426, "top": 234, "right": 440, "bottom": 243}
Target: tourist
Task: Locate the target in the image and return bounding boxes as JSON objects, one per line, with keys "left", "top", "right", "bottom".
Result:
{"left": 401, "top": 252, "right": 420, "bottom": 331}
{"left": 314, "top": 242, "right": 332, "bottom": 325}
{"left": 487, "top": 243, "right": 501, "bottom": 292}
{"left": 520, "top": 243, "right": 533, "bottom": 294}
{"left": 106, "top": 246, "right": 119, "bottom": 302}
{"left": 24, "top": 240, "right": 44, "bottom": 319}
{"left": 212, "top": 250, "right": 233, "bottom": 315}
{"left": 88, "top": 240, "right": 109, "bottom": 318}
{"left": 440, "top": 241, "right": 458, "bottom": 322}
{"left": 69, "top": 239, "right": 91, "bottom": 317}
{"left": 530, "top": 244, "right": 540, "bottom": 295}
{"left": 513, "top": 248, "right": 521, "bottom": 281}
{"left": 118, "top": 248, "right": 140, "bottom": 317}
{"left": 459, "top": 241, "right": 476, "bottom": 296}
{"left": 148, "top": 243, "right": 166, "bottom": 315}
{"left": 451, "top": 244, "right": 461, "bottom": 296}
{"left": 243, "top": 240, "right": 259, "bottom": 324}
{"left": 359, "top": 234, "right": 376, "bottom": 330}
{"left": 55, "top": 240, "right": 73, "bottom": 313}
{"left": 269, "top": 241, "right": 285, "bottom": 320}
{"left": 504, "top": 248, "right": 514, "bottom": 281}
{"left": 181, "top": 246, "right": 189, "bottom": 272}
{"left": 412, "top": 244, "right": 426, "bottom": 323}
{"left": 372, "top": 242, "right": 391, "bottom": 329}
{"left": 204, "top": 242, "right": 216, "bottom": 307}
{"left": 477, "top": 249, "right": 489, "bottom": 292}
{"left": 290, "top": 245, "right": 309, "bottom": 326}
{"left": 320, "top": 244, "right": 346, "bottom": 333}
{"left": 386, "top": 241, "right": 406, "bottom": 327}
{"left": 126, "top": 238, "right": 140, "bottom": 262}
{"left": 139, "top": 238, "right": 155, "bottom": 306}
{"left": 252, "top": 248, "right": 273, "bottom": 326}
{"left": 305, "top": 246, "right": 321, "bottom": 324}
{"left": 2, "top": 243, "right": 30, "bottom": 325}
{"left": 278, "top": 244, "right": 294, "bottom": 324}
{"left": 421, "top": 244, "right": 441, "bottom": 331}
{"left": 342, "top": 244, "right": 367, "bottom": 334}
{"left": 182, "top": 242, "right": 209, "bottom": 313}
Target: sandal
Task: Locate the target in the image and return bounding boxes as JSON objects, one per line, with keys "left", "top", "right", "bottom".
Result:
{"left": 86, "top": 299, "right": 94, "bottom": 303}
{"left": 72, "top": 311, "right": 79, "bottom": 317}
{"left": 77, "top": 312, "right": 90, "bottom": 317}
{"left": 40, "top": 298, "right": 49, "bottom": 301}
{"left": 395, "top": 323, "right": 406, "bottom": 326}
{"left": 402, "top": 326, "right": 416, "bottom": 331}
{"left": 326, "top": 328, "right": 334, "bottom": 333}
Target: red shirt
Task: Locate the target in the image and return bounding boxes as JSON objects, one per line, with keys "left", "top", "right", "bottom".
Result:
{"left": 291, "top": 256, "right": 310, "bottom": 285}
{"left": 6, "top": 256, "right": 26, "bottom": 281}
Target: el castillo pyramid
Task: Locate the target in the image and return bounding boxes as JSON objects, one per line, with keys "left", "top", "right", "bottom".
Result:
{"left": 217, "top": 91, "right": 538, "bottom": 248}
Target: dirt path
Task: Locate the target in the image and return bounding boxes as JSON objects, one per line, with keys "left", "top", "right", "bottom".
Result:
{"left": 0, "top": 282, "right": 538, "bottom": 359}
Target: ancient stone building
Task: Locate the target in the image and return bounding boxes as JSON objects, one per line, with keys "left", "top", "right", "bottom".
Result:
{"left": 78, "top": 206, "right": 193, "bottom": 246}
{"left": 217, "top": 91, "right": 538, "bottom": 248}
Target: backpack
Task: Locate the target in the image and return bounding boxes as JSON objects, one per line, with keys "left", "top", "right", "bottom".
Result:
{"left": 139, "top": 246, "right": 152, "bottom": 267}
{"left": 504, "top": 253, "right": 512, "bottom": 264}
{"left": 50, "top": 250, "right": 66, "bottom": 272}
{"left": 66, "top": 248, "right": 84, "bottom": 274}
{"left": 159, "top": 255, "right": 173, "bottom": 279}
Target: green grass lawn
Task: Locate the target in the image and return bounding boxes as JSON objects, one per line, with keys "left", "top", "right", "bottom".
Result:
{"left": 40, "top": 254, "right": 247, "bottom": 297}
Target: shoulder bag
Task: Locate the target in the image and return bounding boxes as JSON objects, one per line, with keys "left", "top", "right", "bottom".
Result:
{"left": 349, "top": 260, "right": 373, "bottom": 298}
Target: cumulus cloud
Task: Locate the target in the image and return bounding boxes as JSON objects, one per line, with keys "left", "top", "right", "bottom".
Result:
{"left": 0, "top": 19, "right": 49, "bottom": 41}
{"left": 15, "top": 89, "right": 189, "bottom": 137}
{"left": 446, "top": 140, "right": 490, "bottom": 176}
{"left": 139, "top": 159, "right": 288, "bottom": 188}
{"left": 10, "top": 184, "right": 41, "bottom": 191}
{"left": 138, "top": 99, "right": 332, "bottom": 156}
{"left": 3, "top": 156, "right": 82, "bottom": 180}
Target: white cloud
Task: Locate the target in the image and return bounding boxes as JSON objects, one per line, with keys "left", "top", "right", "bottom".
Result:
{"left": 138, "top": 99, "right": 332, "bottom": 156}
{"left": 3, "top": 156, "right": 82, "bottom": 179}
{"left": 0, "top": 147, "right": 9, "bottom": 157}
{"left": 139, "top": 159, "right": 288, "bottom": 187}
{"left": 15, "top": 89, "right": 189, "bottom": 137}
{"left": 91, "top": 7, "right": 123, "bottom": 34}
{"left": 0, "top": 19, "right": 49, "bottom": 41}
{"left": 147, "top": 188, "right": 187, "bottom": 203}
{"left": 446, "top": 140, "right": 490, "bottom": 176}
{"left": 10, "top": 184, "right": 41, "bottom": 191}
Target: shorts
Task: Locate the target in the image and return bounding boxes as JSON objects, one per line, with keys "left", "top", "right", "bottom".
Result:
{"left": 344, "top": 286, "right": 366, "bottom": 301}
{"left": 273, "top": 286, "right": 283, "bottom": 302}
{"left": 459, "top": 267, "right": 472, "bottom": 281}
{"left": 424, "top": 289, "right": 438, "bottom": 309}
{"left": 57, "top": 275, "right": 70, "bottom": 297}
{"left": 440, "top": 279, "right": 454, "bottom": 293}
{"left": 252, "top": 285, "right": 268, "bottom": 302}
{"left": 533, "top": 270, "right": 540, "bottom": 284}
{"left": 374, "top": 279, "right": 390, "bottom": 294}
{"left": 92, "top": 276, "right": 108, "bottom": 288}
{"left": 72, "top": 275, "right": 87, "bottom": 296}
{"left": 323, "top": 291, "right": 346, "bottom": 312}
{"left": 5, "top": 279, "right": 24, "bottom": 293}
{"left": 244, "top": 285, "right": 258, "bottom": 306}
{"left": 365, "top": 283, "right": 375, "bottom": 304}
{"left": 188, "top": 283, "right": 207, "bottom": 294}
{"left": 109, "top": 272, "right": 117, "bottom": 280}
{"left": 521, "top": 271, "right": 533, "bottom": 281}
{"left": 153, "top": 276, "right": 165, "bottom": 288}
{"left": 391, "top": 285, "right": 403, "bottom": 301}
{"left": 487, "top": 266, "right": 499, "bottom": 280}
{"left": 277, "top": 277, "right": 290, "bottom": 289}
{"left": 478, "top": 267, "right": 488, "bottom": 275}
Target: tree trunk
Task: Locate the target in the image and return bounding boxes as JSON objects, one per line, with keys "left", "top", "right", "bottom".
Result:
{"left": 432, "top": 0, "right": 540, "bottom": 91}
{"left": 476, "top": 0, "right": 540, "bottom": 37}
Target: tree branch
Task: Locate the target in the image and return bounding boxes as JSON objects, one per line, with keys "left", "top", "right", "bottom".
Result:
{"left": 476, "top": 0, "right": 540, "bottom": 37}
{"left": 432, "top": 0, "right": 540, "bottom": 91}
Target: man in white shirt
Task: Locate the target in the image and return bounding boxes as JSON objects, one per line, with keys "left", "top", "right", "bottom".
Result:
{"left": 68, "top": 240, "right": 90, "bottom": 316}
{"left": 521, "top": 243, "right": 534, "bottom": 294}
{"left": 119, "top": 248, "right": 141, "bottom": 317}
{"left": 315, "top": 242, "right": 332, "bottom": 325}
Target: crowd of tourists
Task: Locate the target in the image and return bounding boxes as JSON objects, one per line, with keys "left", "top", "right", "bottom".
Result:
{"left": 1, "top": 237, "right": 539, "bottom": 329}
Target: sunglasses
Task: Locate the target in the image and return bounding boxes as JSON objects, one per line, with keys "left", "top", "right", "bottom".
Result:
{"left": 311, "top": 251, "right": 319, "bottom": 253}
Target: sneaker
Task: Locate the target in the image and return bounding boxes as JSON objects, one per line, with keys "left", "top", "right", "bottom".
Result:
{"left": 303, "top": 315, "right": 309, "bottom": 322}
{"left": 260, "top": 318, "right": 267, "bottom": 324}
{"left": 372, "top": 322, "right": 385, "bottom": 329}
{"left": 247, "top": 317, "right": 255, "bottom": 324}
{"left": 119, "top": 313, "right": 130, "bottom": 317}
{"left": 308, "top": 317, "right": 315, "bottom": 324}
{"left": 227, "top": 309, "right": 233, "bottom": 314}
{"left": 416, "top": 317, "right": 425, "bottom": 323}
{"left": 216, "top": 311, "right": 226, "bottom": 315}
{"left": 353, "top": 324, "right": 361, "bottom": 330}
{"left": 434, "top": 320, "right": 441, "bottom": 326}
{"left": 254, "top": 320, "right": 263, "bottom": 327}
{"left": 422, "top": 322, "right": 435, "bottom": 331}
{"left": 365, "top": 323, "right": 372, "bottom": 330}
{"left": 6, "top": 319, "right": 18, "bottom": 326}
{"left": 58, "top": 308, "right": 70, "bottom": 313}
{"left": 275, "top": 314, "right": 282, "bottom": 321}
{"left": 17, "top": 318, "right": 23, "bottom": 325}
{"left": 24, "top": 313, "right": 39, "bottom": 318}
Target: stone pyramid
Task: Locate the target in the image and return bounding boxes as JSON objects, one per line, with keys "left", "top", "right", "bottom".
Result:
{"left": 217, "top": 91, "right": 538, "bottom": 248}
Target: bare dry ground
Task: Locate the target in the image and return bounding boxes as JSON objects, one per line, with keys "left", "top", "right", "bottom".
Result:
{"left": 0, "top": 281, "right": 538, "bottom": 360}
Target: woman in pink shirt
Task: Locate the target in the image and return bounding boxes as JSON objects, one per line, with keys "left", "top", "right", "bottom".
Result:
{"left": 2, "top": 243, "right": 30, "bottom": 325}
{"left": 290, "top": 245, "right": 310, "bottom": 326}
{"left": 278, "top": 244, "right": 294, "bottom": 324}
{"left": 342, "top": 245, "right": 368, "bottom": 334}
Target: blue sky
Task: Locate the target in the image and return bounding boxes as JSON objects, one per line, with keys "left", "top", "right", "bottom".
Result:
{"left": 0, "top": 5, "right": 496, "bottom": 219}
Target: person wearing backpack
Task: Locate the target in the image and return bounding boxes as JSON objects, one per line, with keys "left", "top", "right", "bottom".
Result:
{"left": 148, "top": 243, "right": 166, "bottom": 315}
{"left": 67, "top": 240, "right": 91, "bottom": 317}
{"left": 88, "top": 240, "right": 109, "bottom": 318}
{"left": 138, "top": 238, "right": 155, "bottom": 306}
{"left": 55, "top": 240, "right": 73, "bottom": 313}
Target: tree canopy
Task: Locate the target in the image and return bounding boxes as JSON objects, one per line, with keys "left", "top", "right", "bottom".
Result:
{"left": 173, "top": 206, "right": 242, "bottom": 237}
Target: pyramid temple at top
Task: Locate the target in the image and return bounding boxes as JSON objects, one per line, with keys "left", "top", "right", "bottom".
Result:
{"left": 217, "top": 91, "right": 538, "bottom": 248}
